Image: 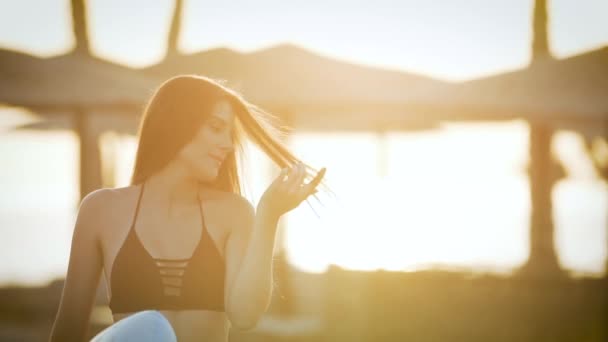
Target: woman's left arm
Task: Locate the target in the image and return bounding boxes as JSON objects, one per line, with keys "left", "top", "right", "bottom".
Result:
{"left": 224, "top": 162, "right": 325, "bottom": 330}
{"left": 223, "top": 200, "right": 279, "bottom": 331}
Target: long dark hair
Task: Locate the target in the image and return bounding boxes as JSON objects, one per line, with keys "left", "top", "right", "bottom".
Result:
{"left": 131, "top": 74, "right": 326, "bottom": 200}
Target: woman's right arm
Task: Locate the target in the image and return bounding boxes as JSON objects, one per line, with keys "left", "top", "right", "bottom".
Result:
{"left": 49, "top": 190, "right": 106, "bottom": 342}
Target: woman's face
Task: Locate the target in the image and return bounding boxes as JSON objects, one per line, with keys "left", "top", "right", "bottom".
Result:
{"left": 178, "top": 100, "right": 235, "bottom": 182}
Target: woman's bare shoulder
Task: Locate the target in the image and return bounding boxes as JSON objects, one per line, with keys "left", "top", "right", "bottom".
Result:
{"left": 77, "top": 185, "right": 140, "bottom": 226}
{"left": 82, "top": 185, "right": 139, "bottom": 208}
{"left": 207, "top": 190, "right": 255, "bottom": 234}
{"left": 207, "top": 190, "right": 254, "bottom": 213}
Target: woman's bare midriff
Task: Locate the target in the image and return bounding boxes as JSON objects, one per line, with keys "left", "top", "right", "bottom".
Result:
{"left": 113, "top": 309, "right": 230, "bottom": 342}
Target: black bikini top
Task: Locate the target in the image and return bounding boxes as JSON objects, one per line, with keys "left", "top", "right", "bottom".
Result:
{"left": 109, "top": 182, "right": 225, "bottom": 314}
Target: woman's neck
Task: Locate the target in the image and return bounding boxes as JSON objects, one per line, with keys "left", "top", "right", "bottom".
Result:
{"left": 146, "top": 161, "right": 201, "bottom": 208}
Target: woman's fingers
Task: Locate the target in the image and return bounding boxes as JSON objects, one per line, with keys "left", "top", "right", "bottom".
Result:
{"left": 287, "top": 163, "right": 306, "bottom": 194}
{"left": 272, "top": 164, "right": 299, "bottom": 187}
{"left": 300, "top": 167, "right": 325, "bottom": 197}
{"left": 272, "top": 167, "right": 288, "bottom": 188}
{"left": 280, "top": 164, "right": 295, "bottom": 188}
{"left": 275, "top": 162, "right": 325, "bottom": 201}
{"left": 285, "top": 164, "right": 298, "bottom": 191}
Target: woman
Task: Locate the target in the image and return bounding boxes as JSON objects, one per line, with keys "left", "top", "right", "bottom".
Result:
{"left": 49, "top": 75, "right": 327, "bottom": 342}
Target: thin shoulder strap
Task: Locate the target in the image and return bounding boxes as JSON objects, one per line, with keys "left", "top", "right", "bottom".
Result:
{"left": 131, "top": 181, "right": 146, "bottom": 228}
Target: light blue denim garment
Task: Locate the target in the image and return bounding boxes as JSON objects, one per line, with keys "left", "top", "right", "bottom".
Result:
{"left": 90, "top": 310, "right": 177, "bottom": 342}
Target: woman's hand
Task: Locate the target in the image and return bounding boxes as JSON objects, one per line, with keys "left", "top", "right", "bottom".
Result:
{"left": 257, "top": 162, "right": 326, "bottom": 222}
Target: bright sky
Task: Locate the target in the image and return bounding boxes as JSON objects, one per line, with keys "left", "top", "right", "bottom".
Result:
{"left": 0, "top": 0, "right": 606, "bottom": 81}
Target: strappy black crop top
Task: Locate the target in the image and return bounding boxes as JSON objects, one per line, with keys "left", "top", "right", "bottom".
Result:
{"left": 109, "top": 182, "right": 225, "bottom": 314}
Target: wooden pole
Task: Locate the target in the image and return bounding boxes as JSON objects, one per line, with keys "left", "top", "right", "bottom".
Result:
{"left": 522, "top": 121, "right": 562, "bottom": 276}
{"left": 75, "top": 110, "right": 103, "bottom": 201}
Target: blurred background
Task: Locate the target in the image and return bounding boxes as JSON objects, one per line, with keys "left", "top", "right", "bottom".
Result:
{"left": 0, "top": 0, "right": 607, "bottom": 341}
